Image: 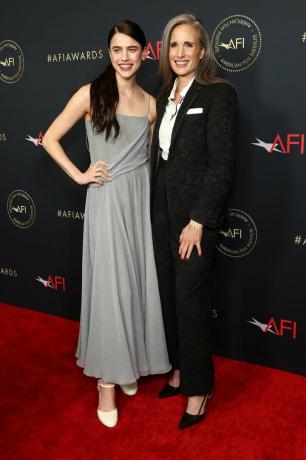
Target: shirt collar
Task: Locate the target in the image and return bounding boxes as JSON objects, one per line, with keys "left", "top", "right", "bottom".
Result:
{"left": 169, "top": 77, "right": 195, "bottom": 102}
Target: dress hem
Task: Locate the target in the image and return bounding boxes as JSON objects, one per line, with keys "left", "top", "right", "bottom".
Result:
{"left": 76, "top": 358, "right": 171, "bottom": 385}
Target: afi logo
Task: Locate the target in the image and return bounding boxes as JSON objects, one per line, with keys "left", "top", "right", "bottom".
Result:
{"left": 0, "top": 57, "right": 15, "bottom": 67}
{"left": 36, "top": 275, "right": 66, "bottom": 291}
{"left": 26, "top": 132, "right": 43, "bottom": 147}
{"left": 144, "top": 41, "right": 161, "bottom": 61}
{"left": 12, "top": 205, "right": 27, "bottom": 214}
{"left": 248, "top": 317, "right": 297, "bottom": 339}
{"left": 270, "top": 134, "right": 304, "bottom": 154}
{"left": 220, "top": 38, "right": 245, "bottom": 50}
{"left": 265, "top": 317, "right": 297, "bottom": 339}
{"left": 252, "top": 134, "right": 305, "bottom": 154}
{"left": 220, "top": 228, "right": 242, "bottom": 239}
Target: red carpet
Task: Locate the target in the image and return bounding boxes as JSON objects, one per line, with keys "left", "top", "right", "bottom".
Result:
{"left": 1, "top": 302, "right": 306, "bottom": 460}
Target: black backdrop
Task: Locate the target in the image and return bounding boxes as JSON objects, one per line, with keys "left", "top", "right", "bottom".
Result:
{"left": 1, "top": 0, "right": 306, "bottom": 376}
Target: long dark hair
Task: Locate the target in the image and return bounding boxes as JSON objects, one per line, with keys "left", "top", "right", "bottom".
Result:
{"left": 90, "top": 20, "right": 146, "bottom": 141}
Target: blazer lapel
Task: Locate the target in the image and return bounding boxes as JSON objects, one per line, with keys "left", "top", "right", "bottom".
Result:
{"left": 150, "top": 88, "right": 171, "bottom": 177}
{"left": 169, "top": 80, "right": 201, "bottom": 154}
{"left": 154, "top": 89, "right": 170, "bottom": 139}
{"left": 153, "top": 92, "right": 168, "bottom": 147}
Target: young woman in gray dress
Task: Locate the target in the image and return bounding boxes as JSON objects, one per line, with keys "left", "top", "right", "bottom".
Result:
{"left": 42, "top": 20, "right": 170, "bottom": 428}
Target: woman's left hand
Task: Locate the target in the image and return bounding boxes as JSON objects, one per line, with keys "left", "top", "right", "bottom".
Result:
{"left": 179, "top": 221, "right": 203, "bottom": 260}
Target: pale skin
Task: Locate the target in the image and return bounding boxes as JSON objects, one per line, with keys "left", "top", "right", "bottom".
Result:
{"left": 42, "top": 32, "right": 156, "bottom": 413}
{"left": 167, "top": 23, "right": 209, "bottom": 416}
{"left": 42, "top": 33, "right": 156, "bottom": 188}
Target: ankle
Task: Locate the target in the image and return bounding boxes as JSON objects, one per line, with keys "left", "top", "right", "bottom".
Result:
{"left": 186, "top": 395, "right": 208, "bottom": 415}
{"left": 169, "top": 369, "right": 180, "bottom": 387}
{"left": 97, "top": 379, "right": 115, "bottom": 390}
{"left": 97, "top": 381, "right": 116, "bottom": 411}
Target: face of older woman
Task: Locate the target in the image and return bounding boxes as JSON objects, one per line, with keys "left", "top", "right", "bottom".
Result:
{"left": 168, "top": 24, "right": 205, "bottom": 81}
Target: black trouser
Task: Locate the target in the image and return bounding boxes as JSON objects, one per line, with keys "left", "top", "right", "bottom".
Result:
{"left": 152, "top": 158, "right": 216, "bottom": 396}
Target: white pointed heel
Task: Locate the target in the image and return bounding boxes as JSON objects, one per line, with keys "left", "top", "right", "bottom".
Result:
{"left": 97, "top": 381, "right": 118, "bottom": 428}
{"left": 120, "top": 381, "right": 138, "bottom": 396}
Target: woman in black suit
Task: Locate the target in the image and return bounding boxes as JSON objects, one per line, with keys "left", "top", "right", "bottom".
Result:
{"left": 151, "top": 14, "right": 239, "bottom": 429}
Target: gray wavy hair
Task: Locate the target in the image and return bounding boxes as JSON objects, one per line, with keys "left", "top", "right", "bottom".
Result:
{"left": 159, "top": 13, "right": 224, "bottom": 94}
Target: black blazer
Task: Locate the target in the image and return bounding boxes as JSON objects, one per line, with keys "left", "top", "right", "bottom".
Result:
{"left": 150, "top": 80, "right": 239, "bottom": 230}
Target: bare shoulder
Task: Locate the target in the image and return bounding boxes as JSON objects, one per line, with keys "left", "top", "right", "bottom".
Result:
{"left": 75, "top": 83, "right": 91, "bottom": 102}
{"left": 68, "top": 83, "right": 91, "bottom": 118}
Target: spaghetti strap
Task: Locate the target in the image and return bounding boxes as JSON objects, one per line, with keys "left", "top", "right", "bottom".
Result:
{"left": 147, "top": 94, "right": 151, "bottom": 117}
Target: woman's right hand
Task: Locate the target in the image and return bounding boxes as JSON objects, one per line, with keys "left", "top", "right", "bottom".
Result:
{"left": 77, "top": 160, "right": 112, "bottom": 185}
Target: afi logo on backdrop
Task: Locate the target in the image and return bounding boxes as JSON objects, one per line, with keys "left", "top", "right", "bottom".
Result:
{"left": 36, "top": 275, "right": 66, "bottom": 291}
{"left": 26, "top": 132, "right": 43, "bottom": 147}
{"left": 144, "top": 41, "right": 161, "bottom": 61}
{"left": 0, "top": 57, "right": 15, "bottom": 66}
{"left": 220, "top": 228, "right": 242, "bottom": 239}
{"left": 0, "top": 40, "right": 25, "bottom": 84}
{"left": 252, "top": 134, "right": 305, "bottom": 154}
{"left": 219, "top": 38, "right": 245, "bottom": 50}
{"left": 211, "top": 15, "right": 262, "bottom": 72}
{"left": 217, "top": 209, "right": 257, "bottom": 258}
{"left": 248, "top": 317, "right": 297, "bottom": 339}
{"left": 11, "top": 205, "right": 27, "bottom": 214}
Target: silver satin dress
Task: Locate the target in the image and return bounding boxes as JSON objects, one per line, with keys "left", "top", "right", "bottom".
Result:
{"left": 76, "top": 114, "right": 171, "bottom": 384}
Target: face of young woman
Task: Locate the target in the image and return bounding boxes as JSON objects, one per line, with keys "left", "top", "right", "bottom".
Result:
{"left": 109, "top": 33, "right": 145, "bottom": 80}
{"left": 168, "top": 24, "right": 205, "bottom": 80}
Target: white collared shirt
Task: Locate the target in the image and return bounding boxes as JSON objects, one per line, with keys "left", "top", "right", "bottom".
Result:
{"left": 159, "top": 77, "right": 194, "bottom": 161}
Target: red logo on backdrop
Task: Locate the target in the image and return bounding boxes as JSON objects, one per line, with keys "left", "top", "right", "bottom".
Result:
{"left": 144, "top": 41, "right": 161, "bottom": 61}
{"left": 252, "top": 134, "right": 305, "bottom": 154}
{"left": 248, "top": 317, "right": 297, "bottom": 339}
{"left": 36, "top": 275, "right": 66, "bottom": 291}
{"left": 265, "top": 318, "right": 297, "bottom": 339}
{"left": 26, "top": 131, "right": 43, "bottom": 147}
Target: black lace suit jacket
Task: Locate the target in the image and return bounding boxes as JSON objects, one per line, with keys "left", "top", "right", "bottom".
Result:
{"left": 150, "top": 80, "right": 239, "bottom": 230}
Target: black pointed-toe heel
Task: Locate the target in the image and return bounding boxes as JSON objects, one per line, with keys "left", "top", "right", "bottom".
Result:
{"left": 159, "top": 383, "right": 181, "bottom": 398}
{"left": 179, "top": 391, "right": 213, "bottom": 430}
